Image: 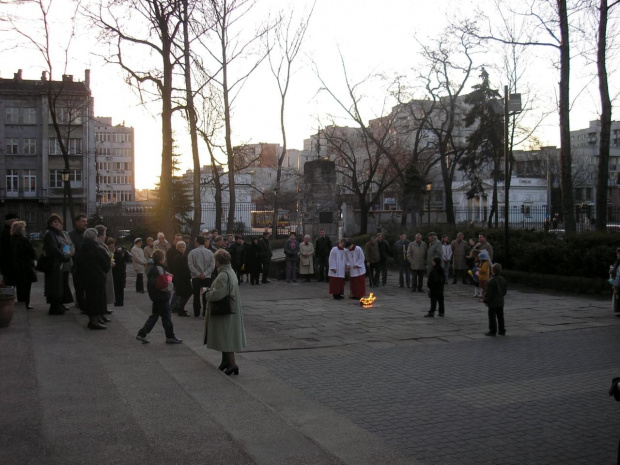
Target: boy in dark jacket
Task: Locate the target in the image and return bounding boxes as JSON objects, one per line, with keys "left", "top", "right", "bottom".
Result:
{"left": 136, "top": 249, "right": 183, "bottom": 344}
{"left": 425, "top": 256, "right": 445, "bottom": 317}
{"left": 483, "top": 263, "right": 508, "bottom": 336}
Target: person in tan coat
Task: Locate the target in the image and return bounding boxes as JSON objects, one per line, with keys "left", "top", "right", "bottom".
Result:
{"left": 299, "top": 235, "right": 315, "bottom": 282}
{"left": 407, "top": 233, "right": 427, "bottom": 292}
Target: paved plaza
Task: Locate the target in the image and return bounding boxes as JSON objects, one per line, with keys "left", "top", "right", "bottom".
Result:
{"left": 2, "top": 267, "right": 620, "bottom": 464}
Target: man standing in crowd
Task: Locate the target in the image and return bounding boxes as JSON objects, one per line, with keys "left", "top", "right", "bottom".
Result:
{"left": 451, "top": 232, "right": 469, "bottom": 284}
{"left": 407, "top": 233, "right": 427, "bottom": 292}
{"left": 258, "top": 231, "right": 272, "bottom": 283}
{"left": 188, "top": 236, "right": 215, "bottom": 318}
{"left": 154, "top": 232, "right": 171, "bottom": 253}
{"left": 364, "top": 236, "right": 381, "bottom": 287}
{"left": 314, "top": 229, "right": 332, "bottom": 282}
{"left": 426, "top": 232, "right": 442, "bottom": 271}
{"left": 394, "top": 233, "right": 411, "bottom": 288}
{"left": 229, "top": 235, "right": 246, "bottom": 284}
{"left": 376, "top": 232, "right": 391, "bottom": 286}
{"left": 69, "top": 213, "right": 88, "bottom": 310}
{"left": 478, "top": 233, "right": 494, "bottom": 261}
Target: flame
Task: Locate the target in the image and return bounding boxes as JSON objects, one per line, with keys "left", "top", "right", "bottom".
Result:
{"left": 359, "top": 293, "right": 377, "bottom": 308}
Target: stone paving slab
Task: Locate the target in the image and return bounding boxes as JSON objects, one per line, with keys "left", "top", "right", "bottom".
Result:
{"left": 3, "top": 266, "right": 620, "bottom": 464}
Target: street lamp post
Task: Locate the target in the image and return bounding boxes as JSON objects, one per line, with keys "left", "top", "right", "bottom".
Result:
{"left": 426, "top": 183, "right": 432, "bottom": 224}
{"left": 272, "top": 187, "right": 278, "bottom": 239}
{"left": 60, "top": 169, "right": 71, "bottom": 224}
{"left": 503, "top": 87, "right": 522, "bottom": 267}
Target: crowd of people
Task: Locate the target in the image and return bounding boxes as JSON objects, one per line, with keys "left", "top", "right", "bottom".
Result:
{"left": 6, "top": 211, "right": 620, "bottom": 368}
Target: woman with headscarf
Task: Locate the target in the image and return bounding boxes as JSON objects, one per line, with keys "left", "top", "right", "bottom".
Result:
{"left": 75, "top": 228, "right": 111, "bottom": 329}
{"left": 11, "top": 221, "right": 36, "bottom": 309}
{"left": 204, "top": 249, "right": 247, "bottom": 375}
{"left": 42, "top": 214, "right": 74, "bottom": 315}
{"left": 299, "top": 235, "right": 315, "bottom": 282}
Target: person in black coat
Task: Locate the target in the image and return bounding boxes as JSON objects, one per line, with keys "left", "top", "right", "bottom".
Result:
{"left": 76, "top": 228, "right": 111, "bottom": 329}
{"left": 0, "top": 213, "right": 19, "bottom": 286}
{"left": 425, "top": 256, "right": 445, "bottom": 318}
{"left": 314, "top": 229, "right": 332, "bottom": 283}
{"left": 108, "top": 237, "right": 131, "bottom": 307}
{"left": 10, "top": 221, "right": 37, "bottom": 309}
{"left": 171, "top": 241, "right": 192, "bottom": 317}
{"left": 228, "top": 235, "right": 246, "bottom": 284}
{"left": 245, "top": 237, "right": 263, "bottom": 285}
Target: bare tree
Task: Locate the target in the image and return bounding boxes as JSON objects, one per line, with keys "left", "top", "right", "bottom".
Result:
{"left": 321, "top": 123, "right": 402, "bottom": 234}
{"left": 315, "top": 59, "right": 407, "bottom": 233}
{"left": 594, "top": 0, "right": 620, "bottom": 230}
{"left": 88, "top": 0, "right": 184, "bottom": 234}
{"left": 192, "top": 0, "right": 270, "bottom": 234}
{"left": 415, "top": 26, "right": 479, "bottom": 225}
{"left": 179, "top": 0, "right": 203, "bottom": 236}
{"left": 472, "top": 0, "right": 578, "bottom": 233}
{"left": 267, "top": 2, "right": 314, "bottom": 238}
{"left": 390, "top": 78, "right": 441, "bottom": 228}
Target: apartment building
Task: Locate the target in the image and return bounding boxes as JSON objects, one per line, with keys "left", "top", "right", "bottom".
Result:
{"left": 570, "top": 120, "right": 620, "bottom": 207}
{"left": 93, "top": 117, "right": 135, "bottom": 207}
{"left": 0, "top": 69, "right": 93, "bottom": 232}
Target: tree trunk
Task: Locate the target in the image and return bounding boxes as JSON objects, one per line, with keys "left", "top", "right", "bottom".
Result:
{"left": 441, "top": 152, "right": 455, "bottom": 224}
{"left": 596, "top": 0, "right": 611, "bottom": 231}
{"left": 558, "top": 0, "right": 576, "bottom": 234}
{"left": 359, "top": 198, "right": 368, "bottom": 235}
{"left": 182, "top": 0, "right": 202, "bottom": 237}
{"left": 221, "top": 22, "right": 236, "bottom": 235}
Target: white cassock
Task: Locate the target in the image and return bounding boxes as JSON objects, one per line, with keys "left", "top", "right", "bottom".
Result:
{"left": 345, "top": 246, "right": 366, "bottom": 277}
{"left": 328, "top": 246, "right": 346, "bottom": 278}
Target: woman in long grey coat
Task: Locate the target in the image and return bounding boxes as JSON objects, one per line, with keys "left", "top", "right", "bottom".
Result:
{"left": 204, "top": 249, "right": 247, "bottom": 375}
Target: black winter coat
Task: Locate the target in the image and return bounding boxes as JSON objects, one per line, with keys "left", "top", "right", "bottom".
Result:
{"left": 11, "top": 234, "right": 37, "bottom": 286}
{"left": 75, "top": 238, "right": 111, "bottom": 290}
{"left": 427, "top": 263, "right": 445, "bottom": 299}
{"left": 245, "top": 243, "right": 263, "bottom": 275}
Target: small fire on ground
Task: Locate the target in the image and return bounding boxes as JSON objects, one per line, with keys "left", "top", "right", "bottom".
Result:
{"left": 360, "top": 293, "right": 377, "bottom": 308}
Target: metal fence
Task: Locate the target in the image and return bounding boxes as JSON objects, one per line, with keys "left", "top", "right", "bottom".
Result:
{"left": 454, "top": 205, "right": 620, "bottom": 232}
{"left": 201, "top": 202, "right": 301, "bottom": 238}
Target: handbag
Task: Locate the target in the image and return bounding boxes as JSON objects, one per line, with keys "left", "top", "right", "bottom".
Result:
{"left": 210, "top": 271, "right": 235, "bottom": 316}
{"left": 35, "top": 253, "right": 53, "bottom": 273}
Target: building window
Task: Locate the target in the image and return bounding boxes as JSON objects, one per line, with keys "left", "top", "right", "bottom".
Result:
{"left": 23, "top": 170, "right": 36, "bottom": 192}
{"left": 23, "top": 108, "right": 37, "bottom": 124}
{"left": 49, "top": 170, "right": 83, "bottom": 188}
{"left": 6, "top": 107, "right": 19, "bottom": 124}
{"left": 6, "top": 170, "right": 18, "bottom": 192}
{"left": 6, "top": 138, "right": 19, "bottom": 155}
{"left": 115, "top": 132, "right": 131, "bottom": 143}
{"left": 68, "top": 138, "right": 82, "bottom": 155}
{"left": 53, "top": 107, "right": 83, "bottom": 125}
{"left": 96, "top": 148, "right": 111, "bottom": 157}
{"left": 95, "top": 132, "right": 112, "bottom": 143}
{"left": 49, "top": 138, "right": 59, "bottom": 155}
{"left": 49, "top": 138, "right": 82, "bottom": 155}
{"left": 23, "top": 138, "right": 37, "bottom": 155}
{"left": 49, "top": 170, "right": 62, "bottom": 188}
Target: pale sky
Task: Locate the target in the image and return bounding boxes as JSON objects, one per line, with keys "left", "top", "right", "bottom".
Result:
{"left": 1, "top": 0, "right": 614, "bottom": 189}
